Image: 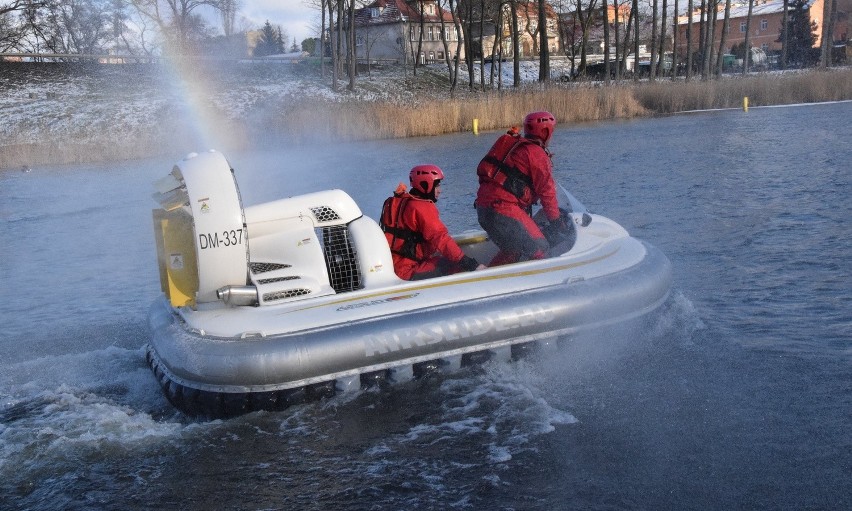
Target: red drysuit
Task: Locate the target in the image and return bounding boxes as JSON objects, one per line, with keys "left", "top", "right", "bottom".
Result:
{"left": 381, "top": 190, "right": 478, "bottom": 280}
{"left": 474, "top": 130, "right": 561, "bottom": 265}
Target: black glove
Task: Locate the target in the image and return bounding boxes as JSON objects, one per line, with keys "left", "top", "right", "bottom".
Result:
{"left": 544, "top": 209, "right": 572, "bottom": 245}
{"left": 459, "top": 255, "right": 481, "bottom": 272}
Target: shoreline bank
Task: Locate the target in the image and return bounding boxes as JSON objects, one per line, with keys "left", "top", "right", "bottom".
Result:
{"left": 1, "top": 64, "right": 850, "bottom": 170}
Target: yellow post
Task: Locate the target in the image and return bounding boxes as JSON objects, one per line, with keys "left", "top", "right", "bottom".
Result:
{"left": 473, "top": 118, "right": 479, "bottom": 135}
{"left": 743, "top": 97, "right": 749, "bottom": 112}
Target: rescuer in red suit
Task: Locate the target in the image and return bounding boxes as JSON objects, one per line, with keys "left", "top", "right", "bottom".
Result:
{"left": 474, "top": 111, "right": 569, "bottom": 266}
{"left": 380, "top": 165, "right": 486, "bottom": 280}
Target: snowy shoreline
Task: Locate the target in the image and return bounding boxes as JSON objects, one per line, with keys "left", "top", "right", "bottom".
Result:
{"left": 2, "top": 61, "right": 850, "bottom": 170}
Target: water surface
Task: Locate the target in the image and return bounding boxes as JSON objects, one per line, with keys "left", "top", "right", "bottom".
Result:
{"left": 1, "top": 102, "right": 850, "bottom": 510}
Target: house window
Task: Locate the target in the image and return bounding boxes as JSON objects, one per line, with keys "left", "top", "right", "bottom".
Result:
{"left": 356, "top": 35, "right": 364, "bottom": 46}
{"left": 761, "top": 43, "right": 769, "bottom": 51}
{"left": 740, "top": 21, "right": 747, "bottom": 33}
{"left": 429, "top": 51, "right": 435, "bottom": 62}
{"left": 370, "top": 8, "right": 379, "bottom": 18}
{"left": 428, "top": 26, "right": 434, "bottom": 41}
{"left": 438, "top": 51, "right": 444, "bottom": 60}
{"left": 760, "top": 19, "right": 768, "bottom": 31}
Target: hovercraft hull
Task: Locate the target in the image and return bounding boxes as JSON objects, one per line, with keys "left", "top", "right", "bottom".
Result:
{"left": 146, "top": 241, "right": 670, "bottom": 417}
{"left": 145, "top": 150, "right": 673, "bottom": 417}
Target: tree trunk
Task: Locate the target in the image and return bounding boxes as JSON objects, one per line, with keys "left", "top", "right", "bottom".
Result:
{"left": 716, "top": 0, "right": 731, "bottom": 77}
{"left": 415, "top": 0, "right": 425, "bottom": 76}
{"left": 603, "top": 0, "right": 611, "bottom": 84}
{"left": 331, "top": 0, "right": 340, "bottom": 91}
{"left": 512, "top": 1, "right": 520, "bottom": 87}
{"left": 614, "top": 0, "right": 621, "bottom": 80}
{"left": 743, "top": 0, "right": 754, "bottom": 73}
{"left": 436, "top": 0, "right": 455, "bottom": 86}
{"left": 320, "top": 0, "right": 327, "bottom": 79}
{"left": 632, "top": 0, "right": 639, "bottom": 81}
{"left": 702, "top": 0, "right": 717, "bottom": 79}
{"left": 820, "top": 0, "right": 837, "bottom": 68}
{"left": 462, "top": 0, "right": 475, "bottom": 89}
{"left": 658, "top": 0, "right": 668, "bottom": 77}
{"left": 686, "top": 0, "right": 694, "bottom": 80}
{"left": 781, "top": 0, "right": 788, "bottom": 69}
{"left": 347, "top": 0, "right": 356, "bottom": 91}
{"left": 698, "top": 0, "right": 706, "bottom": 76}
{"left": 450, "top": 0, "right": 463, "bottom": 90}
{"left": 650, "top": 0, "right": 659, "bottom": 80}
{"left": 489, "top": 5, "right": 503, "bottom": 87}
{"left": 576, "top": 0, "right": 598, "bottom": 75}
{"left": 620, "top": 6, "right": 634, "bottom": 77}
{"left": 479, "top": 0, "right": 486, "bottom": 90}
{"left": 538, "top": 0, "right": 550, "bottom": 81}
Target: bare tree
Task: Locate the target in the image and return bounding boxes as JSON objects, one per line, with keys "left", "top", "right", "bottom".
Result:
{"left": 685, "top": 0, "right": 693, "bottom": 79}
{"left": 51, "top": 0, "right": 115, "bottom": 54}
{"left": 819, "top": 0, "right": 836, "bottom": 68}
{"left": 672, "top": 0, "right": 678, "bottom": 79}
{"left": 537, "top": 0, "right": 548, "bottom": 80}
{"left": 631, "top": 0, "right": 637, "bottom": 81}
{"left": 218, "top": 0, "right": 238, "bottom": 36}
{"left": 602, "top": 0, "right": 611, "bottom": 83}
{"left": 650, "top": 0, "right": 658, "bottom": 80}
{"left": 701, "top": 0, "right": 717, "bottom": 79}
{"left": 0, "top": 0, "right": 49, "bottom": 51}
{"left": 743, "top": 0, "right": 753, "bottom": 73}
{"left": 129, "top": 0, "right": 217, "bottom": 54}
{"left": 409, "top": 0, "right": 425, "bottom": 75}
{"left": 657, "top": 0, "right": 667, "bottom": 77}
{"left": 347, "top": 0, "right": 355, "bottom": 91}
{"left": 510, "top": 0, "right": 519, "bottom": 86}
{"left": 780, "top": 0, "right": 788, "bottom": 69}
{"left": 716, "top": 0, "right": 730, "bottom": 76}
{"left": 573, "top": 0, "right": 599, "bottom": 77}
{"left": 436, "top": 0, "right": 463, "bottom": 90}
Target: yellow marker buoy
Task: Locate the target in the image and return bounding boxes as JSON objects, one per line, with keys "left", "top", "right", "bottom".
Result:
{"left": 473, "top": 118, "right": 479, "bottom": 135}
{"left": 743, "top": 97, "right": 749, "bottom": 112}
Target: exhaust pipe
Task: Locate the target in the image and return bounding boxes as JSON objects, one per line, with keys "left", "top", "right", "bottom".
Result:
{"left": 216, "top": 286, "right": 258, "bottom": 307}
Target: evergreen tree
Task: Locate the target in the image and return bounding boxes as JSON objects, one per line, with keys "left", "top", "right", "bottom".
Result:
{"left": 254, "top": 20, "right": 281, "bottom": 57}
{"left": 779, "top": 0, "right": 818, "bottom": 66}
{"left": 276, "top": 26, "right": 285, "bottom": 54}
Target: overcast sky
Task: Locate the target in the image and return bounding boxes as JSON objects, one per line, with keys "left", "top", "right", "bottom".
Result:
{"left": 238, "top": 1, "right": 318, "bottom": 44}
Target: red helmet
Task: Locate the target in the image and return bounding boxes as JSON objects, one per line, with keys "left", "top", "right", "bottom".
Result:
{"left": 409, "top": 164, "right": 444, "bottom": 196}
{"left": 523, "top": 111, "right": 556, "bottom": 146}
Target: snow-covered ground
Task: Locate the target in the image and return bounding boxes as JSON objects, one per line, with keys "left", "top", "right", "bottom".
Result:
{"left": 0, "top": 59, "right": 579, "bottom": 168}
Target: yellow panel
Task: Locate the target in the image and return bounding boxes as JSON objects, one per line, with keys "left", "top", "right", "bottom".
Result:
{"left": 152, "top": 209, "right": 198, "bottom": 308}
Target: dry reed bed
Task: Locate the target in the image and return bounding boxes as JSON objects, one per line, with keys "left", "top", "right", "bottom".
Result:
{"left": 2, "top": 68, "right": 850, "bottom": 169}
{"left": 633, "top": 68, "right": 852, "bottom": 112}
{"left": 279, "top": 85, "right": 647, "bottom": 142}
{"left": 280, "top": 69, "right": 852, "bottom": 143}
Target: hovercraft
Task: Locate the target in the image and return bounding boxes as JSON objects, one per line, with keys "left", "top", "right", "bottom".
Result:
{"left": 147, "top": 150, "right": 672, "bottom": 417}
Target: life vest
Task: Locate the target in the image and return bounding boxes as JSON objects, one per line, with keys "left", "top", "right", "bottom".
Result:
{"left": 476, "top": 127, "right": 536, "bottom": 204}
{"left": 380, "top": 191, "right": 426, "bottom": 261}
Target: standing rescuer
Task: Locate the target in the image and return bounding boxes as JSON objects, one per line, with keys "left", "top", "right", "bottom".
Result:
{"left": 474, "top": 111, "right": 570, "bottom": 266}
{"left": 380, "top": 165, "right": 486, "bottom": 280}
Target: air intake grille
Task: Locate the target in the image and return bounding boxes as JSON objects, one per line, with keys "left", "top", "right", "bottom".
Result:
{"left": 258, "top": 276, "right": 300, "bottom": 285}
{"left": 250, "top": 262, "right": 292, "bottom": 274}
{"left": 311, "top": 206, "right": 341, "bottom": 223}
{"left": 320, "top": 225, "right": 361, "bottom": 293}
{"left": 263, "top": 289, "right": 311, "bottom": 301}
